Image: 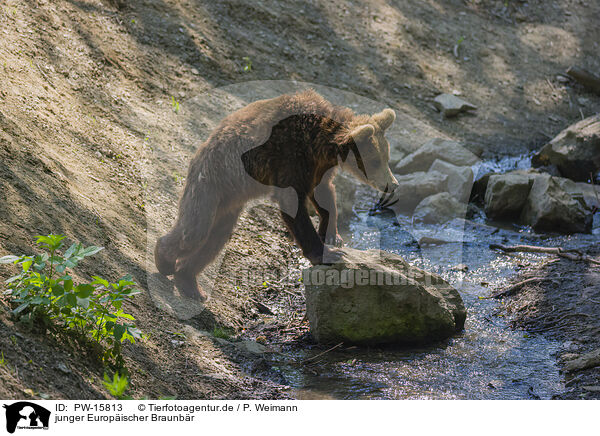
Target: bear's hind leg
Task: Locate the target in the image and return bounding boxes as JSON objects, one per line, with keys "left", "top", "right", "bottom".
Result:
{"left": 174, "top": 208, "right": 241, "bottom": 300}
{"left": 155, "top": 231, "right": 181, "bottom": 276}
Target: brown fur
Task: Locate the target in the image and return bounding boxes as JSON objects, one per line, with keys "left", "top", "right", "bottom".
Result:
{"left": 155, "top": 90, "right": 398, "bottom": 299}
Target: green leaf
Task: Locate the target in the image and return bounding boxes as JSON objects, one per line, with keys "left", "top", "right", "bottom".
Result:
{"left": 0, "top": 255, "right": 20, "bottom": 264}
{"left": 13, "top": 302, "right": 30, "bottom": 314}
{"left": 31, "top": 296, "right": 50, "bottom": 305}
{"left": 22, "top": 261, "right": 32, "bottom": 272}
{"left": 113, "top": 324, "right": 126, "bottom": 342}
{"left": 126, "top": 289, "right": 142, "bottom": 296}
{"left": 126, "top": 326, "right": 142, "bottom": 340}
{"left": 114, "top": 309, "right": 135, "bottom": 320}
{"left": 75, "top": 284, "right": 94, "bottom": 298}
{"left": 64, "top": 258, "right": 77, "bottom": 268}
{"left": 63, "top": 243, "right": 80, "bottom": 259}
{"left": 6, "top": 274, "right": 22, "bottom": 284}
{"left": 60, "top": 307, "right": 73, "bottom": 315}
{"left": 35, "top": 234, "right": 65, "bottom": 250}
{"left": 51, "top": 284, "right": 65, "bottom": 297}
{"left": 77, "top": 297, "right": 90, "bottom": 309}
{"left": 64, "top": 293, "right": 77, "bottom": 307}
{"left": 91, "top": 276, "right": 110, "bottom": 288}
{"left": 80, "top": 246, "right": 104, "bottom": 258}
{"left": 64, "top": 279, "right": 73, "bottom": 292}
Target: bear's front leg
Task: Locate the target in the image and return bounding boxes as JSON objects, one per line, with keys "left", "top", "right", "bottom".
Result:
{"left": 311, "top": 179, "right": 343, "bottom": 247}
{"left": 278, "top": 193, "right": 331, "bottom": 264}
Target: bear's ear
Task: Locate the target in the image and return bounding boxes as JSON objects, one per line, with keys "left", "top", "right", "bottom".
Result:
{"left": 371, "top": 108, "right": 396, "bottom": 130}
{"left": 348, "top": 124, "right": 375, "bottom": 143}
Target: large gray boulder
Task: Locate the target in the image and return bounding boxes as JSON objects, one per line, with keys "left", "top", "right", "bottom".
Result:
{"left": 429, "top": 159, "right": 474, "bottom": 202}
{"left": 390, "top": 170, "right": 448, "bottom": 214}
{"left": 484, "top": 173, "right": 535, "bottom": 220}
{"left": 394, "top": 138, "right": 479, "bottom": 175}
{"left": 521, "top": 174, "right": 593, "bottom": 233}
{"left": 304, "top": 247, "right": 466, "bottom": 346}
{"left": 413, "top": 192, "right": 466, "bottom": 224}
{"left": 532, "top": 114, "right": 600, "bottom": 182}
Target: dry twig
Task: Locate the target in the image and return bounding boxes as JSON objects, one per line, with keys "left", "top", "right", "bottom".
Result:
{"left": 301, "top": 342, "right": 343, "bottom": 365}
{"left": 490, "top": 244, "right": 600, "bottom": 265}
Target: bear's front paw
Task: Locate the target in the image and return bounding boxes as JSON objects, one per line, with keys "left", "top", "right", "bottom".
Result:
{"left": 325, "top": 233, "right": 344, "bottom": 247}
{"left": 309, "top": 246, "right": 343, "bottom": 265}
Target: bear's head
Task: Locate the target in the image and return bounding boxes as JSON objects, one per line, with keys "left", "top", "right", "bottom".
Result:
{"left": 340, "top": 108, "right": 399, "bottom": 193}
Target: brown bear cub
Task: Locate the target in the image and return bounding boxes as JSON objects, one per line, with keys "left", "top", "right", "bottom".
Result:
{"left": 155, "top": 90, "right": 399, "bottom": 299}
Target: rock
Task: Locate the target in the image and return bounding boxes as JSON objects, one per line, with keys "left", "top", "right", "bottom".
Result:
{"left": 56, "top": 363, "right": 71, "bottom": 374}
{"left": 560, "top": 353, "right": 580, "bottom": 362}
{"left": 429, "top": 159, "right": 474, "bottom": 202}
{"left": 573, "top": 182, "right": 600, "bottom": 209}
{"left": 532, "top": 114, "right": 600, "bottom": 182}
{"left": 394, "top": 138, "right": 479, "bottom": 175}
{"left": 484, "top": 173, "right": 534, "bottom": 220}
{"left": 535, "top": 164, "right": 562, "bottom": 177}
{"left": 582, "top": 386, "right": 600, "bottom": 392}
{"left": 521, "top": 174, "right": 593, "bottom": 233}
{"left": 413, "top": 192, "right": 466, "bottom": 224}
{"left": 304, "top": 247, "right": 466, "bottom": 346}
{"left": 470, "top": 173, "right": 492, "bottom": 203}
{"left": 487, "top": 379, "right": 505, "bottom": 389}
{"left": 466, "top": 202, "right": 484, "bottom": 220}
{"left": 564, "top": 348, "right": 600, "bottom": 372}
{"left": 433, "top": 94, "right": 477, "bottom": 118}
{"left": 235, "top": 340, "right": 267, "bottom": 355}
{"left": 452, "top": 263, "right": 469, "bottom": 272}
{"left": 481, "top": 170, "right": 594, "bottom": 233}
{"left": 390, "top": 170, "right": 448, "bottom": 214}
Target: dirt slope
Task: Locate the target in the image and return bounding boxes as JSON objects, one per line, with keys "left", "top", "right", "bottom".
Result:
{"left": 0, "top": 0, "right": 599, "bottom": 399}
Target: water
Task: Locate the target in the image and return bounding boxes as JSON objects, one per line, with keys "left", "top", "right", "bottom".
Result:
{"left": 275, "top": 161, "right": 599, "bottom": 399}
{"left": 472, "top": 153, "right": 532, "bottom": 181}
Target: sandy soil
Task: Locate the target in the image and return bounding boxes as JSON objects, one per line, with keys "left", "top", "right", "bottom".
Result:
{"left": 0, "top": 0, "right": 599, "bottom": 399}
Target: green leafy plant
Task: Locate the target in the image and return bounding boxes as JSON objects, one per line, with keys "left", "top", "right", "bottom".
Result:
{"left": 172, "top": 171, "right": 183, "bottom": 184}
{"left": 453, "top": 36, "right": 465, "bottom": 58}
{"left": 212, "top": 326, "right": 233, "bottom": 340}
{"left": 103, "top": 372, "right": 130, "bottom": 399}
{"left": 103, "top": 372, "right": 177, "bottom": 400}
{"left": 171, "top": 96, "right": 180, "bottom": 113}
{"left": 242, "top": 56, "right": 252, "bottom": 72}
{"left": 0, "top": 234, "right": 143, "bottom": 367}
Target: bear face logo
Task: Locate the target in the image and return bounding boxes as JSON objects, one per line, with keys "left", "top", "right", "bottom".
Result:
{"left": 3, "top": 402, "right": 51, "bottom": 434}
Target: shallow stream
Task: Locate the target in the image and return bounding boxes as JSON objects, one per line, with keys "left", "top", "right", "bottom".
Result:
{"left": 278, "top": 156, "right": 599, "bottom": 400}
